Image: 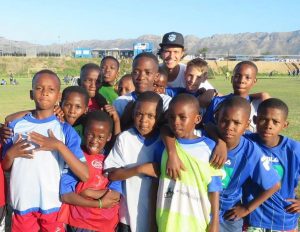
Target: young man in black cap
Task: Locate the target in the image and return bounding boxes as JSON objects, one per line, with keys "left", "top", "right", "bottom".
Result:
{"left": 159, "top": 32, "right": 214, "bottom": 90}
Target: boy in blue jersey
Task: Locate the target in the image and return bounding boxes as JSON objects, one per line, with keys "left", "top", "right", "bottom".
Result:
{"left": 243, "top": 98, "right": 300, "bottom": 232}
{"left": 156, "top": 94, "right": 222, "bottom": 232}
{"left": 216, "top": 96, "right": 280, "bottom": 232}
{"left": 2, "top": 70, "right": 89, "bottom": 232}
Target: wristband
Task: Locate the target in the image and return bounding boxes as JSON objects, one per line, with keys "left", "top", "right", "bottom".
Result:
{"left": 98, "top": 198, "right": 102, "bottom": 208}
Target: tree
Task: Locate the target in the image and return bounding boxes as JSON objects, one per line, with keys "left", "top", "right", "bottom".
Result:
{"left": 198, "top": 47, "right": 209, "bottom": 59}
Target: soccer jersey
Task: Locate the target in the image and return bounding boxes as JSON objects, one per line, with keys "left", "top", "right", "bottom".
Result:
{"left": 113, "top": 91, "right": 171, "bottom": 117}
{"left": 59, "top": 151, "right": 120, "bottom": 231}
{"left": 220, "top": 136, "right": 280, "bottom": 221}
{"left": 164, "top": 63, "right": 214, "bottom": 90}
{"left": 244, "top": 134, "right": 300, "bottom": 231}
{"left": 157, "top": 137, "right": 222, "bottom": 232}
{"left": 99, "top": 85, "right": 118, "bottom": 105}
{"left": 104, "top": 128, "right": 163, "bottom": 232}
{"left": 2, "top": 113, "right": 85, "bottom": 215}
{"left": 202, "top": 93, "right": 259, "bottom": 132}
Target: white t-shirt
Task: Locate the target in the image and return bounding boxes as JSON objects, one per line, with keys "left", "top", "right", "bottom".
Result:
{"left": 104, "top": 128, "right": 162, "bottom": 232}
{"left": 164, "top": 63, "right": 214, "bottom": 90}
{"left": 113, "top": 91, "right": 171, "bottom": 117}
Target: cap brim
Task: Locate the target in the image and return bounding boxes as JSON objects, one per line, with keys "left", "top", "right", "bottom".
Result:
{"left": 159, "top": 43, "right": 184, "bottom": 48}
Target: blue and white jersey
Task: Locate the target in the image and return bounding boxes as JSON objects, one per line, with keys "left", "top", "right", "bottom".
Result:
{"left": 220, "top": 136, "right": 280, "bottom": 221}
{"left": 113, "top": 91, "right": 171, "bottom": 117}
{"left": 104, "top": 128, "right": 163, "bottom": 232}
{"left": 2, "top": 113, "right": 85, "bottom": 215}
{"left": 244, "top": 133, "right": 300, "bottom": 231}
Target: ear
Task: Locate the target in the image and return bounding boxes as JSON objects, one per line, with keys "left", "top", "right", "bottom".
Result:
{"left": 246, "top": 119, "right": 251, "bottom": 129}
{"left": 84, "top": 106, "right": 89, "bottom": 114}
{"left": 283, "top": 120, "right": 289, "bottom": 129}
{"left": 30, "top": 90, "right": 33, "bottom": 100}
{"left": 107, "top": 133, "right": 112, "bottom": 142}
{"left": 195, "top": 114, "right": 202, "bottom": 125}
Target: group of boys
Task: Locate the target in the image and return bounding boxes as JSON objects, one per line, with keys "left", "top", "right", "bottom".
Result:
{"left": 0, "top": 31, "right": 298, "bottom": 232}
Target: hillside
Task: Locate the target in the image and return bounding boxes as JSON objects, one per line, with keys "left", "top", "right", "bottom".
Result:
{"left": 1, "top": 30, "right": 300, "bottom": 56}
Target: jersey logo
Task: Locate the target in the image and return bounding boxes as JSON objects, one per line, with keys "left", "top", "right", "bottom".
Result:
{"left": 168, "top": 34, "right": 176, "bottom": 42}
{"left": 164, "top": 187, "right": 174, "bottom": 198}
{"left": 261, "top": 155, "right": 271, "bottom": 171}
{"left": 91, "top": 160, "right": 103, "bottom": 169}
{"left": 225, "top": 159, "right": 231, "bottom": 165}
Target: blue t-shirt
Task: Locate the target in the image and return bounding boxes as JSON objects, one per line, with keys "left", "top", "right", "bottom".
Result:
{"left": 243, "top": 133, "right": 300, "bottom": 231}
{"left": 220, "top": 136, "right": 280, "bottom": 221}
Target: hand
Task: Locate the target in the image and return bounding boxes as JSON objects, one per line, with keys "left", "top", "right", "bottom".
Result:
{"left": 54, "top": 105, "right": 65, "bottom": 122}
{"left": 6, "top": 134, "right": 34, "bottom": 159}
{"left": 101, "top": 190, "right": 120, "bottom": 208}
{"left": 224, "top": 205, "right": 250, "bottom": 220}
{"left": 28, "top": 129, "right": 62, "bottom": 152}
{"left": 138, "top": 162, "right": 160, "bottom": 178}
{"left": 286, "top": 198, "right": 300, "bottom": 213}
{"left": 166, "top": 151, "right": 186, "bottom": 180}
{"left": 0, "top": 123, "right": 13, "bottom": 144}
{"left": 210, "top": 139, "right": 227, "bottom": 168}
{"left": 103, "top": 105, "right": 119, "bottom": 122}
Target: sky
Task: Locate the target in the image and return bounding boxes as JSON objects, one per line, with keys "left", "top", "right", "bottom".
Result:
{"left": 0, "top": 0, "right": 299, "bottom": 45}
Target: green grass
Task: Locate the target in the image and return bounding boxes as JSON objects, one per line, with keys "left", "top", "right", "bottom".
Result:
{"left": 0, "top": 75, "right": 300, "bottom": 140}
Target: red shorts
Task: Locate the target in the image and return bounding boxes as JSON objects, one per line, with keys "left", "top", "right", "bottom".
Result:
{"left": 12, "top": 211, "right": 65, "bottom": 232}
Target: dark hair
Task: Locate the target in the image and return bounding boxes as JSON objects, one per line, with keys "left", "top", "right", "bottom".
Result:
{"left": 100, "top": 56, "right": 120, "bottom": 69}
{"left": 32, "top": 69, "right": 60, "bottom": 88}
{"left": 135, "top": 91, "right": 163, "bottom": 119}
{"left": 169, "top": 93, "right": 200, "bottom": 113}
{"left": 158, "top": 67, "right": 168, "bottom": 80}
{"left": 84, "top": 110, "right": 113, "bottom": 134}
{"left": 61, "top": 86, "right": 89, "bottom": 107}
{"left": 218, "top": 96, "right": 251, "bottom": 119}
{"left": 258, "top": 98, "right": 289, "bottom": 119}
{"left": 233, "top": 61, "right": 258, "bottom": 75}
{"left": 133, "top": 52, "right": 159, "bottom": 71}
{"left": 80, "top": 63, "right": 101, "bottom": 81}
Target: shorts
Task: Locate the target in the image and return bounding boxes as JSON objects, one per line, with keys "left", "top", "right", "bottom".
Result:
{"left": 12, "top": 211, "right": 64, "bottom": 232}
{"left": 244, "top": 225, "right": 298, "bottom": 232}
{"left": 220, "top": 218, "right": 243, "bottom": 232}
{"left": 66, "top": 225, "right": 95, "bottom": 232}
{"left": 116, "top": 223, "right": 131, "bottom": 232}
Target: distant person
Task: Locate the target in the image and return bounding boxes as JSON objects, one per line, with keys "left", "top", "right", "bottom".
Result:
{"left": 225, "top": 71, "right": 230, "bottom": 80}
{"left": 117, "top": 74, "right": 135, "bottom": 96}
{"left": 0, "top": 79, "right": 6, "bottom": 85}
{"left": 99, "top": 56, "right": 119, "bottom": 104}
{"left": 158, "top": 31, "right": 214, "bottom": 91}
{"left": 9, "top": 73, "right": 13, "bottom": 84}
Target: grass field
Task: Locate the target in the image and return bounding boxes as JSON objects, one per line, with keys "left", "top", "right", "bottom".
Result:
{"left": 0, "top": 75, "right": 299, "bottom": 140}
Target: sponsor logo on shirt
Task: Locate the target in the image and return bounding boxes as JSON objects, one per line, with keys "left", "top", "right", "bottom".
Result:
{"left": 91, "top": 159, "right": 103, "bottom": 169}
{"left": 261, "top": 155, "right": 271, "bottom": 171}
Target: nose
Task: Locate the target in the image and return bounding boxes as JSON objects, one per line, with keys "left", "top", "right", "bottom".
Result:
{"left": 69, "top": 105, "right": 75, "bottom": 114}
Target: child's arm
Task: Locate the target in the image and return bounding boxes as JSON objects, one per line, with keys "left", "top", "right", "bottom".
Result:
{"left": 103, "top": 104, "right": 121, "bottom": 136}
{"left": 197, "top": 89, "right": 217, "bottom": 109}
{"left": 2, "top": 135, "right": 34, "bottom": 171}
{"left": 208, "top": 191, "right": 219, "bottom": 232}
{"left": 161, "top": 125, "right": 185, "bottom": 180}
{"left": 108, "top": 162, "right": 159, "bottom": 181}
{"left": 28, "top": 130, "right": 89, "bottom": 182}
{"left": 224, "top": 182, "right": 280, "bottom": 220}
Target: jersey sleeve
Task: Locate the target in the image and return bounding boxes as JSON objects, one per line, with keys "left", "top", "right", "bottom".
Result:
{"left": 104, "top": 135, "right": 126, "bottom": 169}
{"left": 108, "top": 181, "right": 123, "bottom": 194}
{"left": 208, "top": 176, "right": 222, "bottom": 192}
{"left": 60, "top": 169, "right": 78, "bottom": 195}
{"left": 250, "top": 146, "right": 280, "bottom": 190}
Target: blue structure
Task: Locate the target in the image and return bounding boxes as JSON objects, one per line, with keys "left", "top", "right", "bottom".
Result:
{"left": 74, "top": 48, "right": 92, "bottom": 58}
{"left": 133, "top": 42, "right": 153, "bottom": 57}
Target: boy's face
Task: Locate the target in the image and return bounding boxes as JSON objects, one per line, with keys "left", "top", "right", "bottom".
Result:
{"left": 231, "top": 64, "right": 257, "bottom": 97}
{"left": 185, "top": 66, "right": 207, "bottom": 93}
{"left": 100, "top": 58, "right": 119, "bottom": 85}
{"left": 255, "top": 107, "right": 288, "bottom": 145}
{"left": 31, "top": 73, "right": 61, "bottom": 111}
{"left": 153, "top": 74, "right": 167, "bottom": 94}
{"left": 131, "top": 57, "right": 159, "bottom": 93}
{"left": 84, "top": 120, "right": 111, "bottom": 155}
{"left": 160, "top": 46, "right": 184, "bottom": 69}
{"left": 117, "top": 78, "right": 135, "bottom": 96}
{"left": 217, "top": 106, "right": 250, "bottom": 149}
{"left": 168, "top": 102, "right": 201, "bottom": 139}
{"left": 81, "top": 69, "right": 101, "bottom": 98}
{"left": 61, "top": 92, "right": 88, "bottom": 125}
{"left": 133, "top": 101, "right": 158, "bottom": 138}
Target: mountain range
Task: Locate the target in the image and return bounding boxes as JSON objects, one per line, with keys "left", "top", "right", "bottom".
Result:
{"left": 1, "top": 30, "right": 300, "bottom": 56}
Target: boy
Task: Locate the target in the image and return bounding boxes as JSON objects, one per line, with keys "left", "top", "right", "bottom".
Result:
{"left": 78, "top": 63, "right": 108, "bottom": 111}
{"left": 153, "top": 67, "right": 168, "bottom": 95}
{"left": 156, "top": 94, "right": 222, "bottom": 232}
{"left": 158, "top": 31, "right": 214, "bottom": 90}
{"left": 243, "top": 98, "right": 300, "bottom": 232}
{"left": 113, "top": 52, "right": 171, "bottom": 117}
{"left": 216, "top": 96, "right": 280, "bottom": 232}
{"left": 99, "top": 56, "right": 119, "bottom": 104}
{"left": 2, "top": 70, "right": 89, "bottom": 231}
{"left": 105, "top": 91, "right": 164, "bottom": 232}
{"left": 59, "top": 111, "right": 121, "bottom": 232}
{"left": 117, "top": 74, "right": 135, "bottom": 96}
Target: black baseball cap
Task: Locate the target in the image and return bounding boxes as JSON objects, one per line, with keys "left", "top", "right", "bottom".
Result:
{"left": 159, "top": 32, "right": 184, "bottom": 48}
